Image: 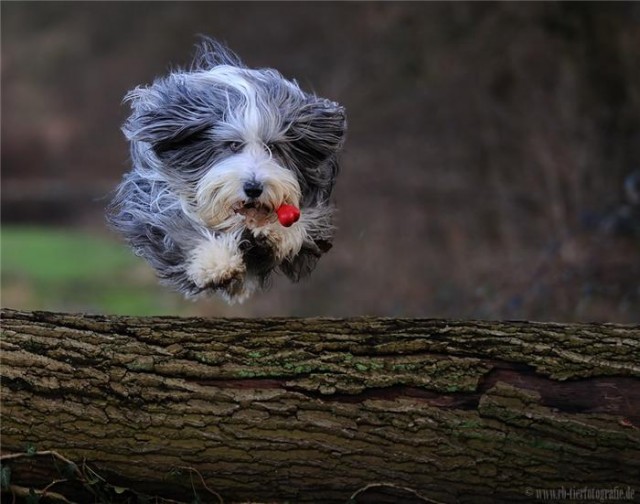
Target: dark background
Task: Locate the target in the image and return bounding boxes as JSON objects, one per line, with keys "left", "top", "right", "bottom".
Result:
{"left": 2, "top": 1, "right": 639, "bottom": 321}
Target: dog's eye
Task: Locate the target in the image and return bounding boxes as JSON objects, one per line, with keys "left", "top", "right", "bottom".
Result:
{"left": 226, "top": 141, "right": 244, "bottom": 153}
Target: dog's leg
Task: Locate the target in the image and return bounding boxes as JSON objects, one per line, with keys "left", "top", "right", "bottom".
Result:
{"left": 252, "top": 220, "right": 306, "bottom": 262}
{"left": 185, "top": 231, "right": 250, "bottom": 299}
{"left": 251, "top": 205, "right": 334, "bottom": 263}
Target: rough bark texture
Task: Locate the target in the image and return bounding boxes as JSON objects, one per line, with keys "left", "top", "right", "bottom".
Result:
{"left": 1, "top": 308, "right": 639, "bottom": 503}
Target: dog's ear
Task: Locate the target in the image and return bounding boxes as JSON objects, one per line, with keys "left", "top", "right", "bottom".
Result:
{"left": 191, "top": 36, "right": 244, "bottom": 70}
{"left": 285, "top": 98, "right": 346, "bottom": 203}
{"left": 122, "top": 83, "right": 215, "bottom": 158}
{"left": 123, "top": 108, "right": 213, "bottom": 158}
{"left": 286, "top": 99, "right": 347, "bottom": 163}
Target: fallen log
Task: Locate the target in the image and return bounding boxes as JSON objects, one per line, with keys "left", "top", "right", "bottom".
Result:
{"left": 1, "top": 308, "right": 639, "bottom": 503}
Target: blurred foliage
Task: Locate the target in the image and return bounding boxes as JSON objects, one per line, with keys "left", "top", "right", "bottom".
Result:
{"left": 1, "top": 2, "right": 639, "bottom": 321}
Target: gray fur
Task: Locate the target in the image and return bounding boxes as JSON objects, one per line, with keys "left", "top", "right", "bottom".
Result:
{"left": 107, "top": 37, "right": 346, "bottom": 301}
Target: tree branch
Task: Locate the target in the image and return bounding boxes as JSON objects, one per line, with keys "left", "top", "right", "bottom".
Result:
{"left": 1, "top": 308, "right": 638, "bottom": 503}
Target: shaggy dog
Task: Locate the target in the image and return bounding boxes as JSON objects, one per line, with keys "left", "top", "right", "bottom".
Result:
{"left": 108, "top": 38, "right": 346, "bottom": 303}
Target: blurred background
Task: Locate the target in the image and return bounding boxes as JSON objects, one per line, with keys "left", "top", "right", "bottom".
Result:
{"left": 2, "top": 2, "right": 639, "bottom": 321}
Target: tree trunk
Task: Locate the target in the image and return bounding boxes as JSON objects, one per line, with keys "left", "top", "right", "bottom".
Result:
{"left": 1, "top": 308, "right": 639, "bottom": 503}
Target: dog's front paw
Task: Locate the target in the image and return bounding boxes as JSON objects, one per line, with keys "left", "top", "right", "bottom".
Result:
{"left": 186, "top": 239, "right": 246, "bottom": 290}
{"left": 252, "top": 221, "right": 306, "bottom": 262}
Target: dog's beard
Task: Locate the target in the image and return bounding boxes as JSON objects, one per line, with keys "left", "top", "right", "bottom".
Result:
{"left": 191, "top": 147, "right": 301, "bottom": 229}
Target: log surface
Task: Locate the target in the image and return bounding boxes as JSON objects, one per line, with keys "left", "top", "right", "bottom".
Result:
{"left": 1, "top": 308, "right": 639, "bottom": 503}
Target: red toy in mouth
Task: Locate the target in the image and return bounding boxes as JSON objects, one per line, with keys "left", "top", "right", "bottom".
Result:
{"left": 276, "top": 204, "right": 301, "bottom": 227}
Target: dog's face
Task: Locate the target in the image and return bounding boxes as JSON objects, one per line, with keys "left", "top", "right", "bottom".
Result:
{"left": 123, "top": 41, "right": 346, "bottom": 230}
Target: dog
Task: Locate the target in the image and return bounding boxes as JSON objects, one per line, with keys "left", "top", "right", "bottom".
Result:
{"left": 107, "top": 38, "right": 346, "bottom": 303}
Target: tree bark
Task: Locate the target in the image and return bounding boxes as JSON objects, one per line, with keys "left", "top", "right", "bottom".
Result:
{"left": 1, "top": 308, "right": 639, "bottom": 503}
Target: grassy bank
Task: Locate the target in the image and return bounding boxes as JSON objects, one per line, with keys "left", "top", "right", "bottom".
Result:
{"left": 1, "top": 226, "right": 189, "bottom": 315}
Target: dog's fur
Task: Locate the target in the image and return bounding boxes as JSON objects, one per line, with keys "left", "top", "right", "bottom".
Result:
{"left": 107, "top": 38, "right": 346, "bottom": 302}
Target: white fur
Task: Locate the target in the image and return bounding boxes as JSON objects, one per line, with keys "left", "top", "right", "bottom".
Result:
{"left": 186, "top": 231, "right": 245, "bottom": 289}
{"left": 253, "top": 220, "right": 306, "bottom": 262}
{"left": 190, "top": 66, "right": 297, "bottom": 143}
{"left": 191, "top": 143, "right": 301, "bottom": 230}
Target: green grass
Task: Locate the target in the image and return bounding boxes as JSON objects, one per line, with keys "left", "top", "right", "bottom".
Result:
{"left": 2, "top": 227, "right": 134, "bottom": 282}
{"left": 1, "top": 226, "right": 186, "bottom": 315}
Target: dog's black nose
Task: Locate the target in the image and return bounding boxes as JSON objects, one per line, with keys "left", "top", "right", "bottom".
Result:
{"left": 243, "top": 180, "right": 263, "bottom": 199}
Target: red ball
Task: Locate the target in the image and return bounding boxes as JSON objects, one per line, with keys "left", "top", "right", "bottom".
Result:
{"left": 276, "top": 204, "right": 301, "bottom": 227}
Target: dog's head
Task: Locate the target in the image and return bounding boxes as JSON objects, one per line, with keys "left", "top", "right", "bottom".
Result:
{"left": 122, "top": 38, "right": 346, "bottom": 229}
